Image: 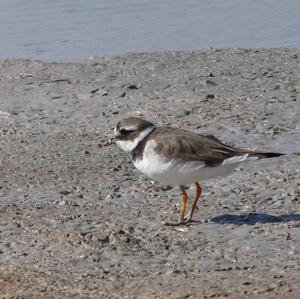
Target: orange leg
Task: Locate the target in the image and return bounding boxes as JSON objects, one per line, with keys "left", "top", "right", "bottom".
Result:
{"left": 186, "top": 182, "right": 202, "bottom": 222}
{"left": 178, "top": 186, "right": 188, "bottom": 224}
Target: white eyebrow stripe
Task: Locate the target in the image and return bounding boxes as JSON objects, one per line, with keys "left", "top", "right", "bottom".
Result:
{"left": 114, "top": 125, "right": 136, "bottom": 137}
{"left": 122, "top": 125, "right": 137, "bottom": 131}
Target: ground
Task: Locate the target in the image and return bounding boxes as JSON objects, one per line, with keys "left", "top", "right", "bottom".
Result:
{"left": 0, "top": 49, "right": 300, "bottom": 298}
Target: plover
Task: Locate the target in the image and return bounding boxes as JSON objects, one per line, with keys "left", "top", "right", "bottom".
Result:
{"left": 105, "top": 117, "right": 284, "bottom": 225}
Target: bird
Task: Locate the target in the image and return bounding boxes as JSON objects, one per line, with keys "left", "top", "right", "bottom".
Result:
{"left": 105, "top": 116, "right": 284, "bottom": 225}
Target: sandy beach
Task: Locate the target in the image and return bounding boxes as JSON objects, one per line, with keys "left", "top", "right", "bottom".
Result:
{"left": 0, "top": 49, "right": 300, "bottom": 298}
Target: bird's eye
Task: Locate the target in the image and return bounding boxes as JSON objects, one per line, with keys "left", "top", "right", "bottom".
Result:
{"left": 120, "top": 128, "right": 131, "bottom": 135}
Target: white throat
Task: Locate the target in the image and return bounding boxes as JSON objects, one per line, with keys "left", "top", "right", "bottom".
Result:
{"left": 115, "top": 126, "right": 155, "bottom": 153}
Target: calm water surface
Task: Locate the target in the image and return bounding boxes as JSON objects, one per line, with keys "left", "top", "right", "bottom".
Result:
{"left": 0, "top": 0, "right": 300, "bottom": 60}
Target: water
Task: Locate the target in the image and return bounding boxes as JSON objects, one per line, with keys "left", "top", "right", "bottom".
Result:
{"left": 0, "top": 0, "right": 299, "bottom": 60}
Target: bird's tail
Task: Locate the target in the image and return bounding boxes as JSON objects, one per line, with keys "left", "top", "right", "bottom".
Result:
{"left": 249, "top": 151, "right": 285, "bottom": 159}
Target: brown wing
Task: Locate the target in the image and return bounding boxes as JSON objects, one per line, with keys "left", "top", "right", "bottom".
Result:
{"left": 151, "top": 128, "right": 283, "bottom": 166}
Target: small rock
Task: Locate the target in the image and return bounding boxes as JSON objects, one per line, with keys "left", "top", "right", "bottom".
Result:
{"left": 161, "top": 185, "right": 173, "bottom": 191}
{"left": 205, "top": 79, "right": 217, "bottom": 86}
{"left": 126, "top": 84, "right": 139, "bottom": 90}
{"left": 90, "top": 88, "right": 100, "bottom": 94}
{"left": 10, "top": 110, "right": 19, "bottom": 115}
{"left": 51, "top": 95, "right": 62, "bottom": 100}
{"left": 59, "top": 190, "right": 71, "bottom": 196}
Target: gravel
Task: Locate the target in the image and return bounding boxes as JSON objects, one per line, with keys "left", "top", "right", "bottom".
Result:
{"left": 0, "top": 49, "right": 300, "bottom": 298}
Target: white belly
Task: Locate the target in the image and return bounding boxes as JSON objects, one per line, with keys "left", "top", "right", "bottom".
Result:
{"left": 133, "top": 139, "right": 247, "bottom": 186}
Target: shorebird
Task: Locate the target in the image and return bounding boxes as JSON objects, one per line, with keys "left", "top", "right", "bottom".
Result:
{"left": 105, "top": 117, "right": 284, "bottom": 225}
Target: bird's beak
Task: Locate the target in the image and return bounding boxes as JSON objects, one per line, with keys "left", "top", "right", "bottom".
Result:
{"left": 104, "top": 138, "right": 116, "bottom": 146}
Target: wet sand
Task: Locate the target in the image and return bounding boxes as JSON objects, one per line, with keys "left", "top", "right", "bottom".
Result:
{"left": 0, "top": 49, "right": 300, "bottom": 298}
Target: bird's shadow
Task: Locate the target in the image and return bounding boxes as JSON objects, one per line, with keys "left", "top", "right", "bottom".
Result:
{"left": 211, "top": 212, "right": 300, "bottom": 225}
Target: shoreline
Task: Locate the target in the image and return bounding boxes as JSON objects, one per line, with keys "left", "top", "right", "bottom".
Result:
{"left": 0, "top": 49, "right": 300, "bottom": 298}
